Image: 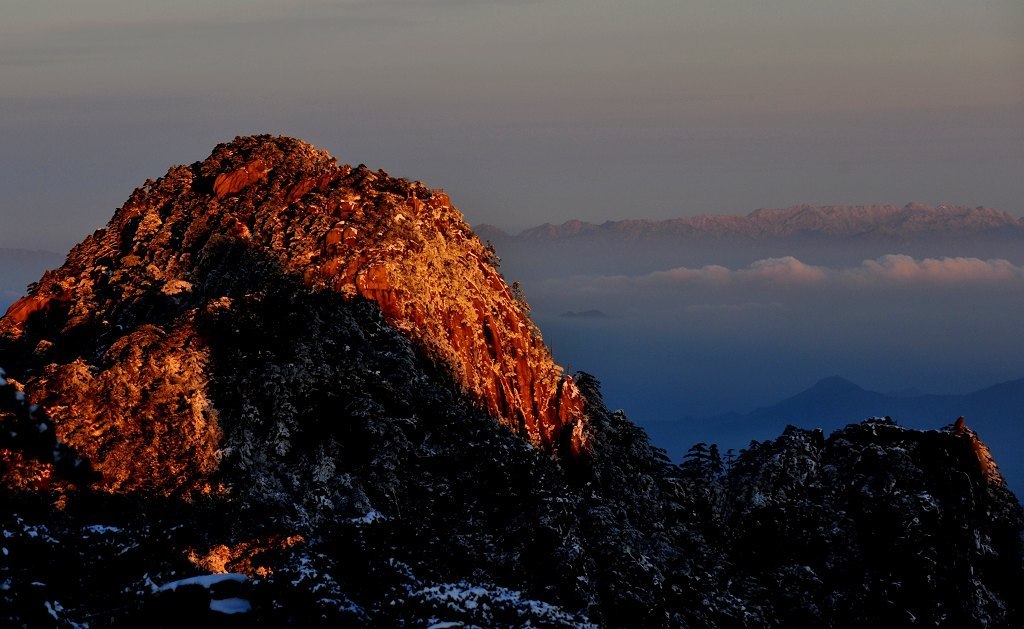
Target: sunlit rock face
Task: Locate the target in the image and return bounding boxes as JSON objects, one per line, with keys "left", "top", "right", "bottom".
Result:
{"left": 0, "top": 135, "right": 584, "bottom": 493}
{"left": 953, "top": 416, "right": 1005, "bottom": 486}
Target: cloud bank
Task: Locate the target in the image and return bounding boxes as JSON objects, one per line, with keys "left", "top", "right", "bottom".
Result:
{"left": 643, "top": 256, "right": 827, "bottom": 287}
{"left": 845, "top": 255, "right": 1023, "bottom": 286}
{"left": 570, "top": 255, "right": 1024, "bottom": 293}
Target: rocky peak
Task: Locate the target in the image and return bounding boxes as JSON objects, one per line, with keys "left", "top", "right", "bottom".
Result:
{"left": 0, "top": 135, "right": 585, "bottom": 493}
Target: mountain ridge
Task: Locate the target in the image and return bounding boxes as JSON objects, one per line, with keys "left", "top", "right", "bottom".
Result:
{"left": 706, "top": 375, "right": 1024, "bottom": 427}
{"left": 480, "top": 203, "right": 1024, "bottom": 242}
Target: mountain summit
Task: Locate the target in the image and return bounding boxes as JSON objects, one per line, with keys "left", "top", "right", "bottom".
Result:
{"left": 1, "top": 136, "right": 584, "bottom": 493}
{"left": 1, "top": 137, "right": 1022, "bottom": 627}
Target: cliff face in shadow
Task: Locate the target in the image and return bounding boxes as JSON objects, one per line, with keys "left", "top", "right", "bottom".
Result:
{"left": 1, "top": 137, "right": 1022, "bottom": 627}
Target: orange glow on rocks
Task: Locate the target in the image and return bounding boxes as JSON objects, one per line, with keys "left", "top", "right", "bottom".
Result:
{"left": 188, "top": 535, "right": 305, "bottom": 577}
{"left": 953, "top": 416, "right": 1004, "bottom": 485}
{"left": 0, "top": 135, "right": 586, "bottom": 493}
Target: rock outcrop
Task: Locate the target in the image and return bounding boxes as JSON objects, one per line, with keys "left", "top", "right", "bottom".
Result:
{"left": 0, "top": 135, "right": 584, "bottom": 492}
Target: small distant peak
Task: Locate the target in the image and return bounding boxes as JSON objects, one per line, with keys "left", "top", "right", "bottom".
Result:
{"left": 809, "top": 376, "right": 863, "bottom": 394}
{"left": 746, "top": 206, "right": 796, "bottom": 220}
{"left": 555, "top": 219, "right": 599, "bottom": 237}
{"left": 517, "top": 222, "right": 558, "bottom": 238}
{"left": 473, "top": 224, "right": 511, "bottom": 240}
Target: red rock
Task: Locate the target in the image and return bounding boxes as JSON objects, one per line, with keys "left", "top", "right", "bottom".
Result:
{"left": 4, "top": 295, "right": 55, "bottom": 327}
{"left": 213, "top": 158, "right": 269, "bottom": 199}
{"left": 324, "top": 228, "right": 344, "bottom": 249}
{"left": 285, "top": 170, "right": 337, "bottom": 204}
{"left": 342, "top": 227, "right": 358, "bottom": 245}
{"left": 0, "top": 136, "right": 586, "bottom": 492}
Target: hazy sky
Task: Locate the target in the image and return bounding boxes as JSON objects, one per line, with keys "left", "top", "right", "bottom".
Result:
{"left": 1, "top": 0, "right": 1022, "bottom": 250}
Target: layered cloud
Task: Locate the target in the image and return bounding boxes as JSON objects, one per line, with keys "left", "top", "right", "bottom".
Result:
{"left": 844, "top": 255, "right": 1023, "bottom": 286}
{"left": 568, "top": 255, "right": 1024, "bottom": 293}
{"left": 642, "top": 256, "right": 828, "bottom": 287}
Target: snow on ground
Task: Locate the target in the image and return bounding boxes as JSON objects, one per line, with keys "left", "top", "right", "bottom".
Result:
{"left": 350, "top": 510, "right": 387, "bottom": 524}
{"left": 83, "top": 525, "right": 122, "bottom": 535}
{"left": 155, "top": 573, "right": 247, "bottom": 592}
{"left": 414, "top": 581, "right": 597, "bottom": 627}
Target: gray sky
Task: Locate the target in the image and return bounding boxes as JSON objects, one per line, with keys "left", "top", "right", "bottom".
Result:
{"left": 2, "top": 0, "right": 1022, "bottom": 250}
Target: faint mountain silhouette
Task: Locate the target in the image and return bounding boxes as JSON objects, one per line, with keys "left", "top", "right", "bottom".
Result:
{"left": 646, "top": 375, "right": 1024, "bottom": 490}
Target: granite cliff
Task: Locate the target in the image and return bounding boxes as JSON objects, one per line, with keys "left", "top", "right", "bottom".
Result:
{"left": 1, "top": 136, "right": 584, "bottom": 494}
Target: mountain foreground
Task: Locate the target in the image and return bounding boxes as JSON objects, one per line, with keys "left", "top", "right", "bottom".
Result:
{"left": 1, "top": 136, "right": 1022, "bottom": 627}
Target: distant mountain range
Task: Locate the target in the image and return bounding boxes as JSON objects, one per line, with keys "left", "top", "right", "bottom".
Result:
{"left": 480, "top": 204, "right": 1024, "bottom": 241}
{"left": 702, "top": 375, "right": 1024, "bottom": 434}
{"left": 645, "top": 375, "right": 1024, "bottom": 489}
{"left": 478, "top": 204, "right": 1024, "bottom": 278}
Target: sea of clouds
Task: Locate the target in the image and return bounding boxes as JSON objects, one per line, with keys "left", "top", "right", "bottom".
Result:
{"left": 529, "top": 254, "right": 1024, "bottom": 424}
